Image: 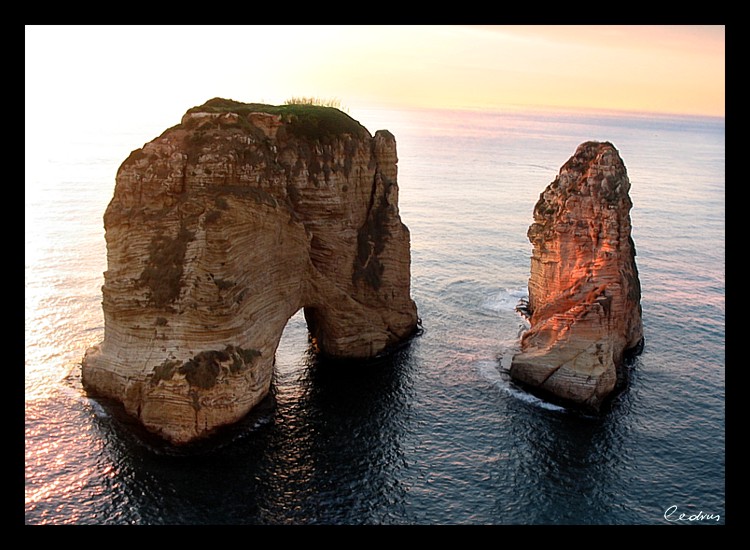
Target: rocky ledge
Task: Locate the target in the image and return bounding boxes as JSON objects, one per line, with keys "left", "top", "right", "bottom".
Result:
{"left": 82, "top": 98, "right": 419, "bottom": 444}
{"left": 510, "top": 141, "right": 644, "bottom": 410}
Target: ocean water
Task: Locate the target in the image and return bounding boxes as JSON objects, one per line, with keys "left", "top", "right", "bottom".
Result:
{"left": 24, "top": 105, "right": 725, "bottom": 525}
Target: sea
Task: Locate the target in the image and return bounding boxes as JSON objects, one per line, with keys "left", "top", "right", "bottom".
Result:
{"left": 24, "top": 104, "right": 725, "bottom": 525}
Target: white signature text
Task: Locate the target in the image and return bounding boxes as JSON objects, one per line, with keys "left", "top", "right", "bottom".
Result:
{"left": 664, "top": 505, "right": 721, "bottom": 523}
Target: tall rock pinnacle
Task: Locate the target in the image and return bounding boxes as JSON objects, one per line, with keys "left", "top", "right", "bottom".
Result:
{"left": 510, "top": 141, "right": 644, "bottom": 410}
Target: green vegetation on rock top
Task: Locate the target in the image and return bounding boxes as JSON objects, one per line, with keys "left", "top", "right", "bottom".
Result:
{"left": 186, "top": 97, "right": 369, "bottom": 140}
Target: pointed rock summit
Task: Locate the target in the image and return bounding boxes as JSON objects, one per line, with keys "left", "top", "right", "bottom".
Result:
{"left": 510, "top": 141, "right": 644, "bottom": 410}
{"left": 82, "top": 98, "right": 419, "bottom": 444}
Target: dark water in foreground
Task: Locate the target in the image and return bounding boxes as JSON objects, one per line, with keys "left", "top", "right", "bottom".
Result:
{"left": 25, "top": 106, "right": 725, "bottom": 525}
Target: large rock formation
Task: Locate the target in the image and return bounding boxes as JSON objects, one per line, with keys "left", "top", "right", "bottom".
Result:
{"left": 510, "top": 141, "right": 643, "bottom": 410}
{"left": 82, "top": 98, "right": 419, "bottom": 444}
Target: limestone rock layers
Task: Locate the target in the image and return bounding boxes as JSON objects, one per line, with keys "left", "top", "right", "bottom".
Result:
{"left": 510, "top": 141, "right": 643, "bottom": 410}
{"left": 82, "top": 98, "right": 419, "bottom": 444}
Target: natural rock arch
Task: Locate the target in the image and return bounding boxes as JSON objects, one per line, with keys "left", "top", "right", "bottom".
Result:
{"left": 82, "top": 99, "right": 419, "bottom": 444}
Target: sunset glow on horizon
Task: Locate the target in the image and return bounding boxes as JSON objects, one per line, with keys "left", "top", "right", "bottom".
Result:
{"left": 26, "top": 25, "right": 724, "bottom": 142}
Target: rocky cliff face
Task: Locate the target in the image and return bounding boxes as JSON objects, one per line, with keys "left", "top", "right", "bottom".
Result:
{"left": 510, "top": 141, "right": 643, "bottom": 410}
{"left": 82, "top": 98, "right": 419, "bottom": 444}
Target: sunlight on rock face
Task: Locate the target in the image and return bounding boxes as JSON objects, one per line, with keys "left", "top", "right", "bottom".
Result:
{"left": 510, "top": 141, "right": 643, "bottom": 410}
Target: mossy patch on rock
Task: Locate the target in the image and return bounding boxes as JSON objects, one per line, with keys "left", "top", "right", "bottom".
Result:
{"left": 353, "top": 181, "right": 393, "bottom": 290}
{"left": 138, "top": 224, "right": 195, "bottom": 308}
{"left": 151, "top": 359, "right": 181, "bottom": 385}
{"left": 178, "top": 350, "right": 228, "bottom": 389}
{"left": 237, "top": 346, "right": 261, "bottom": 364}
{"left": 148, "top": 346, "right": 264, "bottom": 390}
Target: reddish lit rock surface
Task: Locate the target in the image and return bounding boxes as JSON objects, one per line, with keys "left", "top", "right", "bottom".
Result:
{"left": 510, "top": 141, "right": 643, "bottom": 410}
{"left": 82, "top": 98, "right": 419, "bottom": 444}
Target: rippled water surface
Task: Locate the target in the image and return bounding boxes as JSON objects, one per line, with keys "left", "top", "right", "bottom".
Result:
{"left": 25, "top": 106, "right": 725, "bottom": 525}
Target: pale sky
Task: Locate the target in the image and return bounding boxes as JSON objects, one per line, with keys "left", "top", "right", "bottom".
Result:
{"left": 25, "top": 25, "right": 724, "bottom": 141}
